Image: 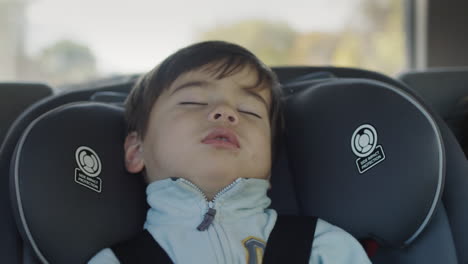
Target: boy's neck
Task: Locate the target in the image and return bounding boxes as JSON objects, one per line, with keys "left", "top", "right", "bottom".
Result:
{"left": 145, "top": 174, "right": 254, "bottom": 200}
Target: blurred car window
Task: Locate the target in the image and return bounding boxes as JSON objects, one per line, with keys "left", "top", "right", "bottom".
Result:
{"left": 0, "top": 0, "right": 405, "bottom": 90}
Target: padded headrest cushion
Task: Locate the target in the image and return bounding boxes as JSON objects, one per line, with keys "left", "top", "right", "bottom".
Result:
{"left": 11, "top": 102, "right": 146, "bottom": 264}
{"left": 285, "top": 79, "right": 444, "bottom": 248}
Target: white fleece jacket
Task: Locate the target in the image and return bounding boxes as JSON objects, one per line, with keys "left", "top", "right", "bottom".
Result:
{"left": 89, "top": 178, "right": 371, "bottom": 264}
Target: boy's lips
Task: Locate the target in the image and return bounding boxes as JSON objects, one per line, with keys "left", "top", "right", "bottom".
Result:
{"left": 201, "top": 127, "right": 240, "bottom": 149}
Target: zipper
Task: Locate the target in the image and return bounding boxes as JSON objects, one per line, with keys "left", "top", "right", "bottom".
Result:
{"left": 179, "top": 178, "right": 242, "bottom": 231}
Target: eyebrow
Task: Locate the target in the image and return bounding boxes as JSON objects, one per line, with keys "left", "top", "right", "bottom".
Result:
{"left": 170, "top": 80, "right": 211, "bottom": 95}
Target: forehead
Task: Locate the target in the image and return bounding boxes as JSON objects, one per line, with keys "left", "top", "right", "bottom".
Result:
{"left": 168, "top": 63, "right": 272, "bottom": 96}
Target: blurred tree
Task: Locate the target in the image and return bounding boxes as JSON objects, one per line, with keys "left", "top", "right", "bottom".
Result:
{"left": 198, "top": 20, "right": 297, "bottom": 65}
{"left": 35, "top": 39, "right": 98, "bottom": 88}
{"left": 0, "top": 0, "right": 27, "bottom": 81}
{"left": 333, "top": 32, "right": 363, "bottom": 67}
{"left": 288, "top": 32, "right": 339, "bottom": 65}
{"left": 196, "top": 0, "right": 405, "bottom": 76}
{"left": 334, "top": 0, "right": 405, "bottom": 75}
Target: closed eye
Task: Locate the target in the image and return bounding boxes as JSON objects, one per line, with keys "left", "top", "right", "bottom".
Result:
{"left": 179, "top": 102, "right": 208, "bottom": 105}
{"left": 239, "top": 110, "right": 262, "bottom": 119}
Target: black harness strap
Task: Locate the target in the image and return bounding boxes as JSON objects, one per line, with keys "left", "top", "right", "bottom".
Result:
{"left": 263, "top": 215, "right": 317, "bottom": 264}
{"left": 111, "top": 215, "right": 317, "bottom": 264}
{"left": 111, "top": 230, "right": 172, "bottom": 264}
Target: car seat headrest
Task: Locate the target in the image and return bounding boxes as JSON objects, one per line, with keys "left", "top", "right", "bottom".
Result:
{"left": 90, "top": 91, "right": 128, "bottom": 105}
{"left": 10, "top": 102, "right": 146, "bottom": 264}
{"left": 285, "top": 79, "right": 445, "bottom": 248}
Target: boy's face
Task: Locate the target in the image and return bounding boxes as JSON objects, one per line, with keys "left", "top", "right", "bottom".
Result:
{"left": 125, "top": 64, "right": 272, "bottom": 199}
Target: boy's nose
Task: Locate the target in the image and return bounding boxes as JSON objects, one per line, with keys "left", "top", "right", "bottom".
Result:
{"left": 208, "top": 105, "right": 238, "bottom": 125}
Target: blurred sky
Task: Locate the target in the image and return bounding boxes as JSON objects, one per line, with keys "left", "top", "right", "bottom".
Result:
{"left": 26, "top": 0, "right": 358, "bottom": 74}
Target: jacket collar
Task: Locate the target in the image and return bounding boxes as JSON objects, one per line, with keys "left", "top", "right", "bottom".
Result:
{"left": 144, "top": 178, "right": 271, "bottom": 228}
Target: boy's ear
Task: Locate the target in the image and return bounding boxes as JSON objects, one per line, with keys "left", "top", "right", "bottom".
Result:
{"left": 124, "top": 132, "right": 145, "bottom": 173}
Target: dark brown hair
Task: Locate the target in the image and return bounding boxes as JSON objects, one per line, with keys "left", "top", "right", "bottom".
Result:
{"left": 125, "top": 41, "right": 283, "bottom": 153}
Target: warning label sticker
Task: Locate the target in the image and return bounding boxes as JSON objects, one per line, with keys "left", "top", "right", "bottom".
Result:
{"left": 74, "top": 146, "right": 102, "bottom": 193}
{"left": 356, "top": 145, "right": 385, "bottom": 174}
{"left": 75, "top": 168, "right": 102, "bottom": 193}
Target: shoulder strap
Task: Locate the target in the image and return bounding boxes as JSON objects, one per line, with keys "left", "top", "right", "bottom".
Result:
{"left": 263, "top": 215, "right": 318, "bottom": 264}
{"left": 111, "top": 229, "right": 173, "bottom": 264}
{"left": 111, "top": 216, "right": 317, "bottom": 264}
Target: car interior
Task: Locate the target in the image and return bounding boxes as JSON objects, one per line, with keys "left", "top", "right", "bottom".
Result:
{"left": 0, "top": 66, "right": 467, "bottom": 264}
{"left": 2, "top": 1, "right": 468, "bottom": 263}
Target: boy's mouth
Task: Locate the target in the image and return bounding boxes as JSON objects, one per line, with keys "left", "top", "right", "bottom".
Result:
{"left": 201, "top": 127, "right": 240, "bottom": 149}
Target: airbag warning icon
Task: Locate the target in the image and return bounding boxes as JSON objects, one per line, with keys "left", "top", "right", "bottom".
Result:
{"left": 351, "top": 124, "right": 385, "bottom": 174}
{"left": 74, "top": 146, "right": 102, "bottom": 192}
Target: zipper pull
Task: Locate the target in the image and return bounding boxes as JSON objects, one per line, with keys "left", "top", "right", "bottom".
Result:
{"left": 197, "top": 206, "right": 216, "bottom": 231}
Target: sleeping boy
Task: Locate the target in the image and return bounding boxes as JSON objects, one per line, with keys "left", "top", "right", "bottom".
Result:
{"left": 89, "top": 41, "right": 371, "bottom": 263}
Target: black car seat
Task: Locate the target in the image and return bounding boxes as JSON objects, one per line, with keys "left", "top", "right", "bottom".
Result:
{"left": 0, "top": 79, "right": 136, "bottom": 264}
{"left": 7, "top": 67, "right": 466, "bottom": 264}
{"left": 277, "top": 72, "right": 449, "bottom": 263}
{"left": 274, "top": 66, "right": 406, "bottom": 89}
{"left": 269, "top": 66, "right": 417, "bottom": 216}
{"left": 0, "top": 83, "right": 53, "bottom": 145}
{"left": 0, "top": 83, "right": 53, "bottom": 264}
{"left": 277, "top": 67, "right": 468, "bottom": 263}
{"left": 398, "top": 67, "right": 468, "bottom": 263}
{"left": 399, "top": 67, "right": 468, "bottom": 120}
{"left": 399, "top": 68, "right": 468, "bottom": 154}
{"left": 10, "top": 102, "right": 146, "bottom": 264}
